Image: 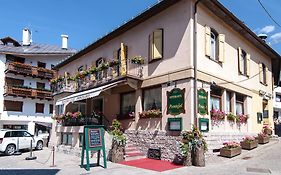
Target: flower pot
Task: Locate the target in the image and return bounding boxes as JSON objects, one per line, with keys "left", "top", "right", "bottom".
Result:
{"left": 220, "top": 147, "right": 241, "bottom": 158}
{"left": 240, "top": 140, "right": 258, "bottom": 150}
{"left": 258, "top": 136, "right": 269, "bottom": 144}
{"left": 173, "top": 154, "right": 191, "bottom": 166}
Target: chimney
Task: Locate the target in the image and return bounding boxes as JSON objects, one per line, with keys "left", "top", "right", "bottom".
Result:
{"left": 22, "top": 28, "right": 31, "bottom": 46}
{"left": 61, "top": 34, "right": 68, "bottom": 49}
{"left": 258, "top": 33, "right": 268, "bottom": 42}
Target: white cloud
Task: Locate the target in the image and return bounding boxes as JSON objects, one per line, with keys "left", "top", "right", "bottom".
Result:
{"left": 270, "top": 32, "right": 281, "bottom": 44}
{"left": 259, "top": 25, "right": 275, "bottom": 34}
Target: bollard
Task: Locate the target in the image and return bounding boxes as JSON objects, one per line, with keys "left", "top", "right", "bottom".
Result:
{"left": 50, "top": 146, "right": 56, "bottom": 167}
{"left": 25, "top": 140, "right": 37, "bottom": 160}
{"left": 14, "top": 137, "right": 22, "bottom": 156}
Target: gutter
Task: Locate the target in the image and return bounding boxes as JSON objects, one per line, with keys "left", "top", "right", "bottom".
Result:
{"left": 193, "top": 0, "right": 203, "bottom": 127}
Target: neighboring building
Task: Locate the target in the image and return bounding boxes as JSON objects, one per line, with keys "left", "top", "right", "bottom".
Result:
{"left": 0, "top": 28, "right": 75, "bottom": 135}
{"left": 50, "top": 0, "right": 280, "bottom": 157}
{"left": 273, "top": 87, "right": 281, "bottom": 119}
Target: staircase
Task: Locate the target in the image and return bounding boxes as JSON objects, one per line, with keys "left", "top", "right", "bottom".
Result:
{"left": 124, "top": 142, "right": 146, "bottom": 161}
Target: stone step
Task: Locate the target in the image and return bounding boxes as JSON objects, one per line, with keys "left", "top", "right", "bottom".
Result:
{"left": 125, "top": 152, "right": 145, "bottom": 157}
{"left": 124, "top": 155, "right": 146, "bottom": 161}
{"left": 125, "top": 147, "right": 138, "bottom": 152}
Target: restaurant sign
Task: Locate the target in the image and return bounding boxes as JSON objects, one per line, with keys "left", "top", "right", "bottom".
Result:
{"left": 198, "top": 89, "right": 208, "bottom": 115}
{"left": 167, "top": 88, "right": 185, "bottom": 115}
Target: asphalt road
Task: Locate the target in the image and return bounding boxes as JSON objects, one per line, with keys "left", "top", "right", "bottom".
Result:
{"left": 0, "top": 138, "right": 280, "bottom": 175}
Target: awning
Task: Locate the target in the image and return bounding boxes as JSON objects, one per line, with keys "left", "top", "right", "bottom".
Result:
{"left": 56, "top": 81, "right": 123, "bottom": 105}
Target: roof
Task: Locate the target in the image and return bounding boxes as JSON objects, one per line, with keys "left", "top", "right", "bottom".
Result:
{"left": 0, "top": 37, "right": 76, "bottom": 55}
{"left": 54, "top": 0, "right": 281, "bottom": 69}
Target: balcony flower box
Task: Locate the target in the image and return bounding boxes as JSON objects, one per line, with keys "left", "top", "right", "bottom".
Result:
{"left": 240, "top": 136, "right": 258, "bottom": 150}
{"left": 220, "top": 142, "right": 241, "bottom": 158}
{"left": 257, "top": 133, "right": 269, "bottom": 144}
{"left": 139, "top": 109, "right": 162, "bottom": 118}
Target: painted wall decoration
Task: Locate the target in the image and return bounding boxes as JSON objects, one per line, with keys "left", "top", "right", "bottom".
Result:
{"left": 167, "top": 88, "right": 185, "bottom": 115}
{"left": 198, "top": 89, "right": 208, "bottom": 115}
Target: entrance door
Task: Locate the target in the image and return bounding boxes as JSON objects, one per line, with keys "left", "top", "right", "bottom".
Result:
{"left": 92, "top": 98, "right": 103, "bottom": 124}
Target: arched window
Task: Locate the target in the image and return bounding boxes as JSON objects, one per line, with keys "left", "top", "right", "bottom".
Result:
{"left": 210, "top": 29, "right": 218, "bottom": 60}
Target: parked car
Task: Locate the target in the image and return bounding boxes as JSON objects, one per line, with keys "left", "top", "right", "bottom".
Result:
{"left": 0, "top": 129, "right": 44, "bottom": 155}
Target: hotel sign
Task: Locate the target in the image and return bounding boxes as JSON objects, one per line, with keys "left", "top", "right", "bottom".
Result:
{"left": 167, "top": 88, "right": 185, "bottom": 115}
{"left": 198, "top": 89, "right": 208, "bottom": 115}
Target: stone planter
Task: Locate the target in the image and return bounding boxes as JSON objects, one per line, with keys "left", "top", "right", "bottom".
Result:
{"left": 258, "top": 136, "right": 269, "bottom": 144}
{"left": 108, "top": 139, "right": 125, "bottom": 163}
{"left": 240, "top": 140, "right": 258, "bottom": 150}
{"left": 173, "top": 153, "right": 192, "bottom": 166}
{"left": 264, "top": 129, "right": 272, "bottom": 136}
{"left": 191, "top": 146, "right": 205, "bottom": 167}
{"left": 220, "top": 147, "right": 241, "bottom": 158}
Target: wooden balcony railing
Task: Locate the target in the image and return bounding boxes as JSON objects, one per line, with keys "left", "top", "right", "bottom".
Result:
{"left": 52, "top": 59, "right": 143, "bottom": 94}
{"left": 5, "top": 62, "right": 56, "bottom": 79}
{"left": 4, "top": 86, "right": 52, "bottom": 100}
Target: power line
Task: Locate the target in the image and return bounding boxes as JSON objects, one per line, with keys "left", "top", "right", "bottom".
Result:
{"left": 257, "top": 0, "right": 281, "bottom": 28}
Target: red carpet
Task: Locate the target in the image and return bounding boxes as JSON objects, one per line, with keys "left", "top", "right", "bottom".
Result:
{"left": 119, "top": 158, "right": 183, "bottom": 172}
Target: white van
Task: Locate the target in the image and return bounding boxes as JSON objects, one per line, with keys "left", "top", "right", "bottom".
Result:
{"left": 0, "top": 129, "right": 44, "bottom": 155}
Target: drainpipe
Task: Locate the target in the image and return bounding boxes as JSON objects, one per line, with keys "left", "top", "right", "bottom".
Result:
{"left": 193, "top": 0, "right": 202, "bottom": 127}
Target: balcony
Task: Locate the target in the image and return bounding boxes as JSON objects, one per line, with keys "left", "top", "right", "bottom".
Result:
{"left": 5, "top": 62, "right": 56, "bottom": 79}
{"left": 52, "top": 59, "right": 143, "bottom": 94}
{"left": 4, "top": 86, "right": 52, "bottom": 100}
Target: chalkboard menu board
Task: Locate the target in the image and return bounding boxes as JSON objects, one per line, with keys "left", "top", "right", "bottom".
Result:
{"left": 88, "top": 128, "right": 102, "bottom": 148}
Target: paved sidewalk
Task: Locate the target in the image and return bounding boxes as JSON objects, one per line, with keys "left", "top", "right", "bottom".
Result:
{"left": 0, "top": 138, "right": 279, "bottom": 175}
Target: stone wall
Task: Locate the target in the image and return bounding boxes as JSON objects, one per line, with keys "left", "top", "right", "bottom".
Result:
{"left": 125, "top": 130, "right": 182, "bottom": 161}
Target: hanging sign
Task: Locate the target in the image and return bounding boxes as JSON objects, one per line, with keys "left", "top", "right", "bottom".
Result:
{"left": 198, "top": 89, "right": 208, "bottom": 115}
{"left": 167, "top": 88, "right": 185, "bottom": 115}
{"left": 81, "top": 125, "right": 107, "bottom": 171}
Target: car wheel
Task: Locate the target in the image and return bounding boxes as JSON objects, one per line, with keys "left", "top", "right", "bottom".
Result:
{"left": 5, "top": 144, "right": 16, "bottom": 156}
{"left": 36, "top": 141, "right": 43, "bottom": 150}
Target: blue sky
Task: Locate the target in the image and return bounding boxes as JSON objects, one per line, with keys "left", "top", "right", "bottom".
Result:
{"left": 1, "top": 0, "right": 281, "bottom": 54}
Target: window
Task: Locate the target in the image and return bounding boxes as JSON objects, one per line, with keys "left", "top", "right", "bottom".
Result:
{"left": 36, "top": 103, "right": 44, "bottom": 113}
{"left": 143, "top": 87, "right": 162, "bottom": 111}
{"left": 238, "top": 47, "right": 250, "bottom": 76}
{"left": 120, "top": 92, "right": 135, "bottom": 115}
{"left": 49, "top": 104, "right": 53, "bottom": 114}
{"left": 262, "top": 63, "right": 267, "bottom": 84}
{"left": 4, "top": 100, "right": 23, "bottom": 112}
{"left": 79, "top": 133, "right": 83, "bottom": 147}
{"left": 6, "top": 54, "right": 25, "bottom": 63}
{"left": 149, "top": 29, "right": 163, "bottom": 61}
{"left": 236, "top": 94, "right": 244, "bottom": 115}
{"left": 37, "top": 62, "right": 46, "bottom": 68}
{"left": 61, "top": 133, "right": 72, "bottom": 146}
{"left": 276, "top": 93, "right": 281, "bottom": 102}
{"left": 4, "top": 132, "right": 12, "bottom": 138}
{"left": 51, "top": 64, "right": 55, "bottom": 70}
{"left": 11, "top": 131, "right": 25, "bottom": 137}
{"left": 96, "top": 58, "right": 104, "bottom": 80}
{"left": 5, "top": 77, "right": 24, "bottom": 87}
{"left": 55, "top": 105, "right": 64, "bottom": 115}
{"left": 210, "top": 29, "right": 218, "bottom": 60}
{"left": 205, "top": 26, "right": 225, "bottom": 63}
{"left": 226, "top": 91, "right": 232, "bottom": 113}
{"left": 70, "top": 101, "right": 86, "bottom": 115}
{"left": 263, "top": 100, "right": 268, "bottom": 118}
{"left": 36, "top": 82, "right": 45, "bottom": 90}
{"left": 259, "top": 63, "right": 267, "bottom": 85}
{"left": 77, "top": 65, "right": 84, "bottom": 72}
{"left": 210, "top": 87, "right": 222, "bottom": 110}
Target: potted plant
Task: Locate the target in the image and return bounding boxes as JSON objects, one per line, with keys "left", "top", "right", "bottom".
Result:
{"left": 257, "top": 132, "right": 269, "bottom": 144}
{"left": 227, "top": 113, "right": 236, "bottom": 122}
{"left": 263, "top": 125, "right": 272, "bottom": 135}
{"left": 109, "top": 60, "right": 120, "bottom": 67}
{"left": 108, "top": 119, "right": 126, "bottom": 163}
{"left": 220, "top": 141, "right": 241, "bottom": 158}
{"left": 131, "top": 56, "right": 144, "bottom": 64}
{"left": 139, "top": 109, "right": 162, "bottom": 118}
{"left": 240, "top": 136, "right": 258, "bottom": 150}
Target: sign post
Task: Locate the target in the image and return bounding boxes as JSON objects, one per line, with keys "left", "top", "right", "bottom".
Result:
{"left": 81, "top": 125, "right": 107, "bottom": 171}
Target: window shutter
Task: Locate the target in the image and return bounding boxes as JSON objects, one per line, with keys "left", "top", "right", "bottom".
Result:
{"left": 205, "top": 26, "right": 211, "bottom": 57}
{"left": 259, "top": 63, "right": 263, "bottom": 83}
{"left": 153, "top": 29, "right": 163, "bottom": 60}
{"left": 149, "top": 33, "right": 153, "bottom": 61}
{"left": 246, "top": 53, "right": 250, "bottom": 77}
{"left": 120, "top": 43, "right": 127, "bottom": 76}
{"left": 265, "top": 66, "right": 269, "bottom": 85}
{"left": 218, "top": 34, "right": 225, "bottom": 63}
{"left": 238, "top": 47, "right": 243, "bottom": 74}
